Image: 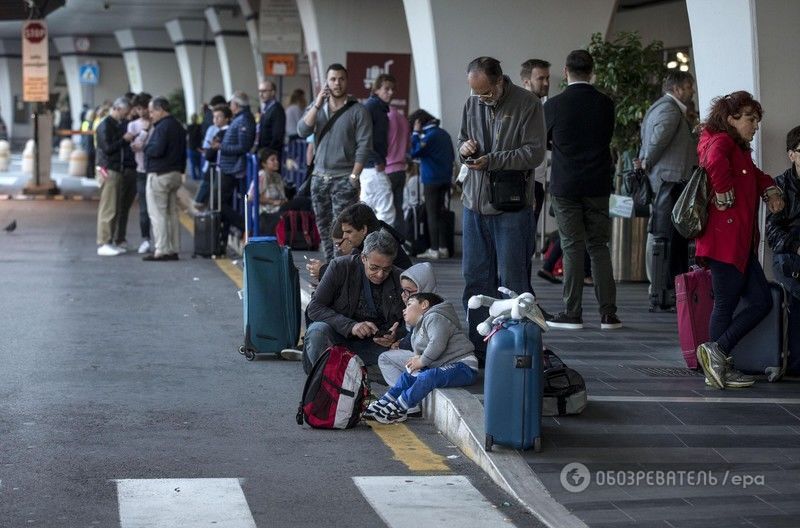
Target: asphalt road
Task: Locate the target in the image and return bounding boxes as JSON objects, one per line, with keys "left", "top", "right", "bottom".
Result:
{"left": 0, "top": 199, "right": 542, "bottom": 527}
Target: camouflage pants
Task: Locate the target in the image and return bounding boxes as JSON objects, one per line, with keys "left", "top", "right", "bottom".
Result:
{"left": 311, "top": 174, "right": 359, "bottom": 260}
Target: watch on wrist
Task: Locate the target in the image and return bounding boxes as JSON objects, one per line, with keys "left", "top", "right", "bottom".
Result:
{"left": 349, "top": 173, "right": 359, "bottom": 180}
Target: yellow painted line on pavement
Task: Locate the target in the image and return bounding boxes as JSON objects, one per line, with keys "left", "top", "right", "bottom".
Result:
{"left": 179, "top": 211, "right": 243, "bottom": 289}
{"left": 368, "top": 422, "right": 450, "bottom": 472}
{"left": 179, "top": 212, "right": 443, "bottom": 472}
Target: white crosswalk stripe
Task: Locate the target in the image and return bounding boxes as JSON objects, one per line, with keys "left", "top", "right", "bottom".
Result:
{"left": 353, "top": 475, "right": 515, "bottom": 527}
{"left": 115, "top": 478, "right": 257, "bottom": 528}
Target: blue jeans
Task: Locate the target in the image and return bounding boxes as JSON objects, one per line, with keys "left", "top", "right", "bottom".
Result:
{"left": 462, "top": 207, "right": 535, "bottom": 349}
{"left": 387, "top": 362, "right": 477, "bottom": 408}
{"left": 194, "top": 168, "right": 210, "bottom": 205}
{"left": 136, "top": 172, "right": 150, "bottom": 240}
{"left": 187, "top": 149, "right": 202, "bottom": 180}
{"left": 302, "top": 321, "right": 387, "bottom": 374}
{"left": 707, "top": 254, "right": 772, "bottom": 353}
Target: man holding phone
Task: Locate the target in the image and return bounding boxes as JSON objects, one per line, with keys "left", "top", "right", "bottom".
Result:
{"left": 457, "top": 56, "right": 548, "bottom": 355}
{"left": 298, "top": 63, "right": 372, "bottom": 261}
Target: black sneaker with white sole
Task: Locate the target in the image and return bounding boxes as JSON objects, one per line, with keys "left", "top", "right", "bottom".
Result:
{"left": 600, "top": 313, "right": 622, "bottom": 330}
{"left": 547, "top": 313, "right": 583, "bottom": 330}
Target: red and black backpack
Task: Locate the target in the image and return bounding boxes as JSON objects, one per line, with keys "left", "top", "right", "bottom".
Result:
{"left": 296, "top": 346, "right": 370, "bottom": 429}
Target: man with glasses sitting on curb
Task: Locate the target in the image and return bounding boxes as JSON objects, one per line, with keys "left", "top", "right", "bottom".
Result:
{"left": 300, "top": 230, "right": 406, "bottom": 374}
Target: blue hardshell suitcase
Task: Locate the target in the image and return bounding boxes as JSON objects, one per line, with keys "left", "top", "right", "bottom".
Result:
{"left": 731, "top": 282, "right": 788, "bottom": 381}
{"left": 240, "top": 237, "right": 301, "bottom": 360}
{"left": 484, "top": 320, "right": 544, "bottom": 452}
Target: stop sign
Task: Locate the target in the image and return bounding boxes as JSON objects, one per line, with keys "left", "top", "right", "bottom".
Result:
{"left": 24, "top": 22, "right": 47, "bottom": 44}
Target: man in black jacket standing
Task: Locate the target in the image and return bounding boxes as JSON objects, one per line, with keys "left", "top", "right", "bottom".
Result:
{"left": 544, "top": 50, "right": 621, "bottom": 330}
{"left": 95, "top": 97, "right": 132, "bottom": 257}
{"left": 256, "top": 80, "right": 285, "bottom": 158}
{"left": 143, "top": 96, "right": 187, "bottom": 261}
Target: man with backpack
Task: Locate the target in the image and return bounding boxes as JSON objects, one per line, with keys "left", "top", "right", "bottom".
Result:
{"left": 301, "top": 230, "right": 405, "bottom": 374}
{"left": 298, "top": 63, "right": 372, "bottom": 260}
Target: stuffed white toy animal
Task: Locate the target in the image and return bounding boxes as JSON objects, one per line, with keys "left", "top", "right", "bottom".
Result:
{"left": 468, "top": 287, "right": 548, "bottom": 336}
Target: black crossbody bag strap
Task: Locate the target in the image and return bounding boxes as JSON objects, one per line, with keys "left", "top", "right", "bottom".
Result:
{"left": 310, "top": 100, "right": 357, "bottom": 170}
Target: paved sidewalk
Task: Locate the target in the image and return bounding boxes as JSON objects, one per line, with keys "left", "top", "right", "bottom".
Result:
{"left": 291, "top": 251, "right": 800, "bottom": 528}
{"left": 0, "top": 153, "right": 100, "bottom": 200}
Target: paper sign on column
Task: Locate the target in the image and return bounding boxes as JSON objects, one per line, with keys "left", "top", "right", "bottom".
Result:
{"left": 22, "top": 20, "right": 49, "bottom": 103}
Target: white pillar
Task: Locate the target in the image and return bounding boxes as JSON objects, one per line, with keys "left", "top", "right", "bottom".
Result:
{"left": 205, "top": 6, "right": 259, "bottom": 103}
{"left": 53, "top": 36, "right": 129, "bottom": 132}
{"left": 238, "top": 0, "right": 264, "bottom": 84}
{"left": 115, "top": 29, "right": 181, "bottom": 97}
{"left": 401, "top": 0, "right": 617, "bottom": 135}
{"left": 0, "top": 39, "right": 20, "bottom": 141}
{"left": 165, "top": 18, "right": 225, "bottom": 119}
{"left": 296, "top": 0, "right": 415, "bottom": 111}
{"left": 687, "top": 0, "right": 800, "bottom": 175}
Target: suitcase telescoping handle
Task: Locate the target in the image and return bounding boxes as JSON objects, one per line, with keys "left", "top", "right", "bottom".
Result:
{"left": 209, "top": 166, "right": 222, "bottom": 213}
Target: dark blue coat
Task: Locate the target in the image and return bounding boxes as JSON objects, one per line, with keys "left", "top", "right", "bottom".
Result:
{"left": 144, "top": 114, "right": 187, "bottom": 174}
{"left": 410, "top": 123, "right": 455, "bottom": 185}
{"left": 364, "top": 94, "right": 389, "bottom": 167}
{"left": 219, "top": 108, "right": 256, "bottom": 176}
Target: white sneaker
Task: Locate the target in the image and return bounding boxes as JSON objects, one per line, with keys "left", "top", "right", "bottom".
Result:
{"left": 137, "top": 240, "right": 151, "bottom": 254}
{"left": 97, "top": 244, "right": 123, "bottom": 256}
{"left": 114, "top": 242, "right": 128, "bottom": 253}
{"left": 416, "top": 248, "right": 439, "bottom": 259}
{"left": 280, "top": 348, "right": 303, "bottom": 361}
{"left": 437, "top": 247, "right": 449, "bottom": 259}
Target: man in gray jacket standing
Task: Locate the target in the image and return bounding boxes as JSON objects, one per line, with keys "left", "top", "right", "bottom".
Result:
{"left": 638, "top": 71, "right": 698, "bottom": 310}
{"left": 458, "top": 56, "right": 547, "bottom": 353}
{"left": 298, "top": 63, "right": 372, "bottom": 260}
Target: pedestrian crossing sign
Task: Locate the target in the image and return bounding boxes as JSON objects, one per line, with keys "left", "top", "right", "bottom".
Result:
{"left": 79, "top": 63, "right": 99, "bottom": 85}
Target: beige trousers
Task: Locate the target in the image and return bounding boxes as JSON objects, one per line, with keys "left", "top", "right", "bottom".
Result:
{"left": 146, "top": 171, "right": 182, "bottom": 256}
{"left": 96, "top": 169, "right": 121, "bottom": 245}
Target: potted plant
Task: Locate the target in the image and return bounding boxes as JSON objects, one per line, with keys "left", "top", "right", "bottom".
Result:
{"left": 587, "top": 31, "right": 666, "bottom": 281}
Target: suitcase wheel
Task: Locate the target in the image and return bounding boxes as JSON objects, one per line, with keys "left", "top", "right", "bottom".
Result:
{"left": 485, "top": 434, "right": 493, "bottom": 452}
{"left": 244, "top": 349, "right": 256, "bottom": 361}
{"left": 534, "top": 437, "right": 542, "bottom": 453}
{"left": 238, "top": 345, "right": 246, "bottom": 355}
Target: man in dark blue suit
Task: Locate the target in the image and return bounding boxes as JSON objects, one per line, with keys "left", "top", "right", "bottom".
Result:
{"left": 544, "top": 50, "right": 621, "bottom": 330}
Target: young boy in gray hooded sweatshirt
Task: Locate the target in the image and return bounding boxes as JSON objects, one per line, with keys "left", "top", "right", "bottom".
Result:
{"left": 365, "top": 292, "right": 478, "bottom": 424}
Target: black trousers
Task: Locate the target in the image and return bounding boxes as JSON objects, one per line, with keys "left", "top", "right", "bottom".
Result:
{"left": 649, "top": 180, "right": 689, "bottom": 291}
{"left": 424, "top": 183, "right": 450, "bottom": 249}
{"left": 221, "top": 172, "right": 245, "bottom": 238}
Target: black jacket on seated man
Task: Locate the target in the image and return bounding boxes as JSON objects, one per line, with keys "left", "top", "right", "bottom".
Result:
{"left": 96, "top": 115, "right": 135, "bottom": 171}
{"left": 144, "top": 114, "right": 187, "bottom": 174}
{"left": 767, "top": 165, "right": 800, "bottom": 256}
{"left": 307, "top": 253, "right": 406, "bottom": 339}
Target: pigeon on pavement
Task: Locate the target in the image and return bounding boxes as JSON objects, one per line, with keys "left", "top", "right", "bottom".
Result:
{"left": 4, "top": 219, "right": 17, "bottom": 232}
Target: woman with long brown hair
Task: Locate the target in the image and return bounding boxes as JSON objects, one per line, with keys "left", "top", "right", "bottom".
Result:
{"left": 695, "top": 91, "right": 785, "bottom": 389}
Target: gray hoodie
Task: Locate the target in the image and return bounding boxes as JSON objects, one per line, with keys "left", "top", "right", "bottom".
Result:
{"left": 297, "top": 96, "right": 372, "bottom": 178}
{"left": 400, "top": 262, "right": 438, "bottom": 293}
{"left": 411, "top": 302, "right": 478, "bottom": 371}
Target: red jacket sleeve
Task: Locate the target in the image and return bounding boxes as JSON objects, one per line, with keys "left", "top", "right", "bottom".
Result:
{"left": 703, "top": 135, "right": 735, "bottom": 194}
{"left": 754, "top": 165, "right": 775, "bottom": 195}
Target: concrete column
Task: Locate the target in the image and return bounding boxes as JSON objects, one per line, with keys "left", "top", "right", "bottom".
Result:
{"left": 237, "top": 0, "right": 264, "bottom": 84}
{"left": 53, "top": 36, "right": 129, "bottom": 132}
{"left": 687, "top": 0, "right": 800, "bottom": 175}
{"left": 0, "top": 39, "right": 20, "bottom": 142}
{"left": 115, "top": 29, "right": 182, "bottom": 97}
{"left": 205, "top": 6, "right": 258, "bottom": 104}
{"left": 402, "top": 0, "right": 617, "bottom": 135}
{"left": 296, "top": 0, "right": 416, "bottom": 109}
{"left": 165, "top": 18, "right": 225, "bottom": 119}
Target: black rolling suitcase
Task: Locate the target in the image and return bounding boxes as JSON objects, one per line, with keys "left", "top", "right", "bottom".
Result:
{"left": 649, "top": 237, "right": 671, "bottom": 311}
{"left": 731, "top": 282, "right": 788, "bottom": 381}
{"left": 404, "top": 176, "right": 429, "bottom": 256}
{"left": 194, "top": 166, "right": 225, "bottom": 258}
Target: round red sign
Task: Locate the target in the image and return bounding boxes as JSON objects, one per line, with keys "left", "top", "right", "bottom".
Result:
{"left": 24, "top": 22, "right": 47, "bottom": 44}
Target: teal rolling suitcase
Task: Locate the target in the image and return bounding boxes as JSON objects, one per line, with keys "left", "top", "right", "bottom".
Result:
{"left": 239, "top": 237, "right": 301, "bottom": 360}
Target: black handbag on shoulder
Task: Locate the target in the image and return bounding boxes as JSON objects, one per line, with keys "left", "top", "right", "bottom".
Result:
{"left": 622, "top": 167, "right": 652, "bottom": 217}
{"left": 488, "top": 170, "right": 529, "bottom": 212}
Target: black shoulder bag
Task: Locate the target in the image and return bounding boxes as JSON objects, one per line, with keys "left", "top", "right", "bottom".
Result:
{"left": 478, "top": 104, "right": 530, "bottom": 212}
{"left": 298, "top": 100, "right": 357, "bottom": 197}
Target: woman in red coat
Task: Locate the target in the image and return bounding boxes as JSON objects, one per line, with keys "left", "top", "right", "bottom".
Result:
{"left": 696, "top": 91, "right": 785, "bottom": 390}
